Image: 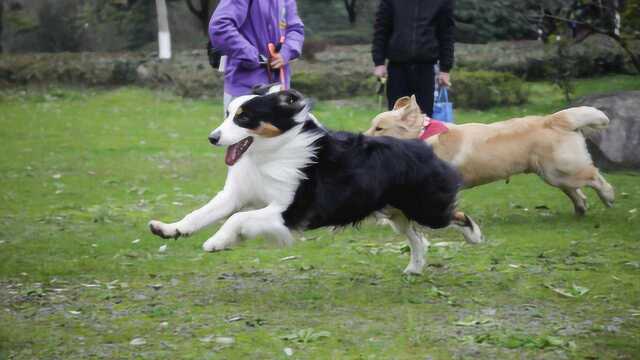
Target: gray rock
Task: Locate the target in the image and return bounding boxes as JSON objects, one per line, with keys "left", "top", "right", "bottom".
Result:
{"left": 573, "top": 91, "right": 640, "bottom": 170}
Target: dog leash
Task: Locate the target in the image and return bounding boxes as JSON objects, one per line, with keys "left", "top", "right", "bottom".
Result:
{"left": 377, "top": 77, "right": 387, "bottom": 110}
{"left": 268, "top": 39, "right": 287, "bottom": 90}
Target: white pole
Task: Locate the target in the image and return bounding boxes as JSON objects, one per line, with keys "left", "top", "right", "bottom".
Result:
{"left": 155, "top": 0, "right": 171, "bottom": 59}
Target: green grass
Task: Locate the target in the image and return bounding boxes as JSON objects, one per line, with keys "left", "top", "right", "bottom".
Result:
{"left": 1, "top": 75, "right": 639, "bottom": 359}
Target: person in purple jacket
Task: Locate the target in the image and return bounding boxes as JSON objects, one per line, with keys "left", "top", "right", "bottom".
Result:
{"left": 209, "top": 0, "right": 304, "bottom": 114}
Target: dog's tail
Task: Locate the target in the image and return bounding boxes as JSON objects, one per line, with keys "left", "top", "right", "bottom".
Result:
{"left": 549, "top": 106, "right": 609, "bottom": 135}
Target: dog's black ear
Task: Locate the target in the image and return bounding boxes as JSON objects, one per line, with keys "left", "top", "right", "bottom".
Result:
{"left": 252, "top": 83, "right": 281, "bottom": 96}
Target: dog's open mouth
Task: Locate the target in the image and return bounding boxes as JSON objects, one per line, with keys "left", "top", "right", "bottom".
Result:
{"left": 225, "top": 136, "right": 253, "bottom": 166}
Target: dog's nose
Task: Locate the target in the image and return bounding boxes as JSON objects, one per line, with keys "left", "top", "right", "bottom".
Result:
{"left": 208, "top": 131, "right": 221, "bottom": 145}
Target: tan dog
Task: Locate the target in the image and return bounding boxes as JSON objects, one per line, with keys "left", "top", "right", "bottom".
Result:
{"left": 365, "top": 96, "right": 615, "bottom": 215}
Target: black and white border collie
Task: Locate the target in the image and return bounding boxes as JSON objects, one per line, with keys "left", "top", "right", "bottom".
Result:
{"left": 150, "top": 89, "right": 479, "bottom": 274}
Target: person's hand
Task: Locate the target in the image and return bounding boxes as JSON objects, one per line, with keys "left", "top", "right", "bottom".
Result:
{"left": 437, "top": 72, "right": 451, "bottom": 87}
{"left": 270, "top": 53, "right": 285, "bottom": 69}
{"left": 373, "top": 65, "right": 387, "bottom": 79}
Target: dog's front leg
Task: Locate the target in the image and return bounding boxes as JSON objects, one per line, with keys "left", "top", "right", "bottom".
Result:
{"left": 149, "top": 190, "right": 238, "bottom": 239}
{"left": 202, "top": 204, "right": 292, "bottom": 252}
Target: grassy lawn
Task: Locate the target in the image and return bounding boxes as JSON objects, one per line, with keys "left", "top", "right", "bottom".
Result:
{"left": 0, "top": 75, "right": 639, "bottom": 359}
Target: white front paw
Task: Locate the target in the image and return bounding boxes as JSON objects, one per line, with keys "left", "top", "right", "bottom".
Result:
{"left": 149, "top": 220, "right": 182, "bottom": 239}
{"left": 403, "top": 260, "right": 425, "bottom": 275}
{"left": 202, "top": 232, "right": 236, "bottom": 252}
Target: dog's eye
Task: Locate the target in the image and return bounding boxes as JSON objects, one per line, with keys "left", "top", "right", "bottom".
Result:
{"left": 375, "top": 127, "right": 383, "bottom": 131}
{"left": 287, "top": 96, "right": 295, "bottom": 104}
{"left": 235, "top": 114, "right": 250, "bottom": 125}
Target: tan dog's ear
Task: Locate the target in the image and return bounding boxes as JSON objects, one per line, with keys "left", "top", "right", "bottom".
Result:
{"left": 400, "top": 95, "right": 423, "bottom": 128}
{"left": 408, "top": 95, "right": 423, "bottom": 112}
{"left": 393, "top": 96, "right": 411, "bottom": 110}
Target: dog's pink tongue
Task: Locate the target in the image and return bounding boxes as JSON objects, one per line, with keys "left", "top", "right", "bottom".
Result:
{"left": 225, "top": 143, "right": 239, "bottom": 166}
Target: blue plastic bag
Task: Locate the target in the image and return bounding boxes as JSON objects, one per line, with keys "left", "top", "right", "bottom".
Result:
{"left": 432, "top": 87, "right": 454, "bottom": 123}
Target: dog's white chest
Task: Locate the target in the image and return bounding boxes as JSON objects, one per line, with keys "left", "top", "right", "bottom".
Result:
{"left": 226, "top": 157, "right": 302, "bottom": 207}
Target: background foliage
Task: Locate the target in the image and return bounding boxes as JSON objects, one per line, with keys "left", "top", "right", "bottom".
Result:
{"left": 0, "top": 0, "right": 544, "bottom": 54}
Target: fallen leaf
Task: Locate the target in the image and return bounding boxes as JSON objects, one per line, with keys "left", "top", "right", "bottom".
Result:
{"left": 225, "top": 315, "right": 244, "bottom": 323}
{"left": 571, "top": 284, "right": 590, "bottom": 296}
{"left": 132, "top": 239, "right": 140, "bottom": 244}
{"left": 150, "top": 284, "right": 163, "bottom": 290}
{"left": 545, "top": 283, "right": 590, "bottom": 298}
{"left": 455, "top": 316, "right": 494, "bottom": 326}
{"left": 215, "top": 337, "right": 235, "bottom": 345}
{"left": 280, "top": 256, "right": 299, "bottom": 261}
{"left": 284, "top": 347, "right": 294, "bottom": 356}
{"left": 158, "top": 245, "right": 167, "bottom": 253}
{"left": 281, "top": 328, "right": 331, "bottom": 343}
{"left": 130, "top": 338, "right": 146, "bottom": 346}
{"left": 433, "top": 242, "right": 453, "bottom": 247}
{"left": 199, "top": 335, "right": 215, "bottom": 343}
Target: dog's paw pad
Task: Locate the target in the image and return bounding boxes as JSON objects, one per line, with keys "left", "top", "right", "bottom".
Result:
{"left": 149, "top": 220, "right": 175, "bottom": 239}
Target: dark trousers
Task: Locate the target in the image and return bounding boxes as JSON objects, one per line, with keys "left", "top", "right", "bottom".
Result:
{"left": 387, "top": 62, "right": 435, "bottom": 116}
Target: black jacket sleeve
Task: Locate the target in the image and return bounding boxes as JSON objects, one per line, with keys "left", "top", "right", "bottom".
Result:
{"left": 436, "top": 0, "right": 455, "bottom": 72}
{"left": 372, "top": 0, "right": 393, "bottom": 66}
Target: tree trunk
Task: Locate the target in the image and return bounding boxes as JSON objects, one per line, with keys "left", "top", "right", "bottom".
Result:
{"left": 155, "top": 0, "right": 171, "bottom": 59}
{"left": 186, "top": 0, "right": 212, "bottom": 35}
{"left": 0, "top": 0, "right": 4, "bottom": 53}
{"left": 343, "top": 0, "right": 357, "bottom": 25}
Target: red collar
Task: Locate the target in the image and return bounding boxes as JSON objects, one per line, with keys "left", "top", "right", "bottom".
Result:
{"left": 419, "top": 116, "right": 449, "bottom": 140}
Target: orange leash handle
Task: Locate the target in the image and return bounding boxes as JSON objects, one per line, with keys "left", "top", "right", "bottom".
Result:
{"left": 268, "top": 42, "right": 286, "bottom": 90}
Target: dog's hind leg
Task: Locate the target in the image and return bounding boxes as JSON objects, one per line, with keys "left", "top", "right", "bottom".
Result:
{"left": 589, "top": 171, "right": 615, "bottom": 208}
{"left": 387, "top": 212, "right": 428, "bottom": 275}
{"left": 202, "top": 204, "right": 293, "bottom": 252}
{"left": 149, "top": 190, "right": 238, "bottom": 239}
{"left": 450, "top": 211, "right": 483, "bottom": 244}
{"left": 560, "top": 186, "right": 588, "bottom": 216}
{"left": 548, "top": 166, "right": 614, "bottom": 214}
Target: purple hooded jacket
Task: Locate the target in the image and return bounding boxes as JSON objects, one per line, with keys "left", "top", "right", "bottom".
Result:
{"left": 209, "top": 0, "right": 304, "bottom": 97}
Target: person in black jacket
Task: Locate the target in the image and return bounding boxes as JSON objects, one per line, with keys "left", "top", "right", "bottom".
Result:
{"left": 372, "top": 0, "right": 455, "bottom": 114}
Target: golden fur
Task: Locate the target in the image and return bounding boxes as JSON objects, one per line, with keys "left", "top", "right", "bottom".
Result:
{"left": 365, "top": 95, "right": 615, "bottom": 215}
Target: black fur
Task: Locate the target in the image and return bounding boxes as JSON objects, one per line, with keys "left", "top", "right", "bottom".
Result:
{"left": 251, "top": 83, "right": 281, "bottom": 96}
{"left": 234, "top": 90, "right": 305, "bottom": 132}
{"left": 282, "top": 121, "right": 462, "bottom": 230}
{"left": 241, "top": 89, "right": 462, "bottom": 231}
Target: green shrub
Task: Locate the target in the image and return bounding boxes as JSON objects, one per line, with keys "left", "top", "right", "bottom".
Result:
{"left": 292, "top": 71, "right": 377, "bottom": 100}
{"left": 0, "top": 51, "right": 527, "bottom": 109}
{"left": 456, "top": 36, "right": 634, "bottom": 80}
{"left": 451, "top": 70, "right": 529, "bottom": 109}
